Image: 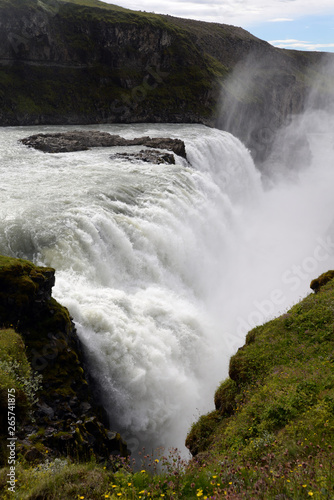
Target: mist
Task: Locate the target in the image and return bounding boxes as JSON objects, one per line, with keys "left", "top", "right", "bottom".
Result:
{"left": 213, "top": 54, "right": 334, "bottom": 352}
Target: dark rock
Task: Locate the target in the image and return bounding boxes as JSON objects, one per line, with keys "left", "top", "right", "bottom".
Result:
{"left": 111, "top": 149, "right": 175, "bottom": 164}
{"left": 20, "top": 131, "right": 187, "bottom": 159}
{"left": 23, "top": 426, "right": 39, "bottom": 437}
{"left": 80, "top": 401, "right": 92, "bottom": 413}
{"left": 44, "top": 427, "right": 57, "bottom": 438}
{"left": 24, "top": 447, "right": 44, "bottom": 463}
{"left": 0, "top": 255, "right": 129, "bottom": 465}
{"left": 141, "top": 138, "right": 186, "bottom": 158}
{"left": 36, "top": 402, "right": 55, "bottom": 419}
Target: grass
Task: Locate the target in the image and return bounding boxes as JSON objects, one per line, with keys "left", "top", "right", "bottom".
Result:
{"left": 0, "top": 328, "right": 42, "bottom": 465}
{"left": 0, "top": 445, "right": 333, "bottom": 498}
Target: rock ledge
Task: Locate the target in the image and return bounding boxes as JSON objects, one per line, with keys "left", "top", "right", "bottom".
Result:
{"left": 20, "top": 131, "right": 187, "bottom": 159}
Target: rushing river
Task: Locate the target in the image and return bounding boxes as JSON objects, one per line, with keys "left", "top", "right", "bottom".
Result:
{"left": 1, "top": 118, "right": 334, "bottom": 455}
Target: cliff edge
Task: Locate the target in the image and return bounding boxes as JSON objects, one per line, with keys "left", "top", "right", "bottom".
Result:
{"left": 0, "top": 255, "right": 127, "bottom": 467}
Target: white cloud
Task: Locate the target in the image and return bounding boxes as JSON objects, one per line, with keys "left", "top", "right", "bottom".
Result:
{"left": 268, "top": 18, "right": 294, "bottom": 22}
{"left": 269, "top": 39, "right": 334, "bottom": 51}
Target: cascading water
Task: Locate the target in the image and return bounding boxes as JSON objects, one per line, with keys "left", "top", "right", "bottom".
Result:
{"left": 0, "top": 119, "right": 334, "bottom": 456}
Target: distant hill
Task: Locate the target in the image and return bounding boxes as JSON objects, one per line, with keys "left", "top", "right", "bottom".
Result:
{"left": 0, "top": 0, "right": 333, "bottom": 157}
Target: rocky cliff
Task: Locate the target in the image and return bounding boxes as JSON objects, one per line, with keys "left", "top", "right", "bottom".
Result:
{"left": 1, "top": 0, "right": 334, "bottom": 158}
{"left": 0, "top": 255, "right": 127, "bottom": 466}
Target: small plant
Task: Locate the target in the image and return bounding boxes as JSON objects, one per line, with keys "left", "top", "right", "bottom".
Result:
{"left": 34, "top": 457, "right": 69, "bottom": 474}
{"left": 0, "top": 358, "right": 42, "bottom": 405}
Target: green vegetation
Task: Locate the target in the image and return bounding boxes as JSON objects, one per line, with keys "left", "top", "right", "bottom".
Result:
{"left": 185, "top": 270, "right": 334, "bottom": 498}
{"left": 0, "top": 328, "right": 41, "bottom": 465}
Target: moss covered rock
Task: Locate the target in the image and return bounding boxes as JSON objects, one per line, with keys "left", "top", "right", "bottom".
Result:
{"left": 310, "top": 269, "right": 334, "bottom": 293}
{"left": 185, "top": 411, "right": 221, "bottom": 457}
{"left": 214, "top": 378, "right": 239, "bottom": 416}
{"left": 0, "top": 255, "right": 127, "bottom": 466}
{"left": 0, "top": 328, "right": 35, "bottom": 464}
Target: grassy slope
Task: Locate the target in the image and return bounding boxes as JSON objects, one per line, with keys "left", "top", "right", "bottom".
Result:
{"left": 0, "top": 328, "right": 39, "bottom": 464}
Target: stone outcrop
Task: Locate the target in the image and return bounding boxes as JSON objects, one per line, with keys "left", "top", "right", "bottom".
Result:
{"left": 20, "top": 130, "right": 187, "bottom": 158}
{"left": 310, "top": 270, "right": 334, "bottom": 293}
{"left": 111, "top": 149, "right": 176, "bottom": 165}
{"left": 0, "top": 255, "right": 128, "bottom": 465}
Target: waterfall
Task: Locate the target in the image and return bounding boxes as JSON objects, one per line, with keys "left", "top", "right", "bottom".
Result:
{"left": 0, "top": 121, "right": 334, "bottom": 455}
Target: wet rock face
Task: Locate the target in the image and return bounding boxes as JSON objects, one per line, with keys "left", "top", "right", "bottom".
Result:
{"left": 0, "top": 255, "right": 128, "bottom": 464}
{"left": 20, "top": 130, "right": 187, "bottom": 158}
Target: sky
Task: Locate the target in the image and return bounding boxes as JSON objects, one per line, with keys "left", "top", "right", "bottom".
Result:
{"left": 107, "top": 0, "right": 334, "bottom": 52}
